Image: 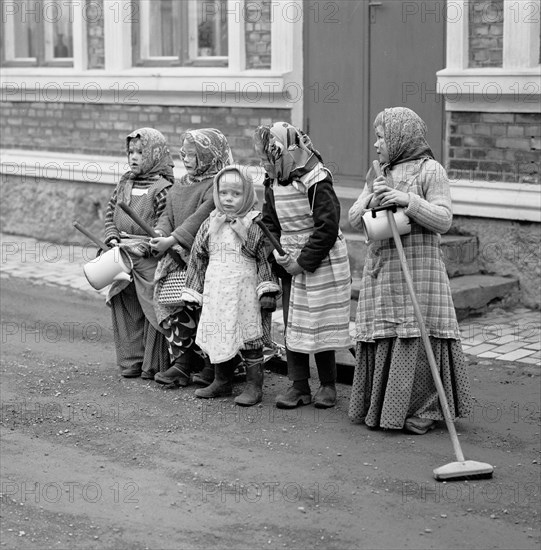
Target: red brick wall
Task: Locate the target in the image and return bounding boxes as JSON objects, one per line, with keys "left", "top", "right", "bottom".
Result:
{"left": 468, "top": 0, "right": 503, "bottom": 68}
{"left": 0, "top": 102, "right": 290, "bottom": 163}
{"left": 447, "top": 111, "right": 540, "bottom": 184}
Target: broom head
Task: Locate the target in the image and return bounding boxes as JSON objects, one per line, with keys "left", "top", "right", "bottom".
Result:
{"left": 433, "top": 460, "right": 494, "bottom": 481}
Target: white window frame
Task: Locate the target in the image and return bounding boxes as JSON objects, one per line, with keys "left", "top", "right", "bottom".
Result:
{"left": 1, "top": 0, "right": 75, "bottom": 66}
{"left": 437, "top": 0, "right": 541, "bottom": 113}
{"left": 1, "top": 0, "right": 302, "bottom": 117}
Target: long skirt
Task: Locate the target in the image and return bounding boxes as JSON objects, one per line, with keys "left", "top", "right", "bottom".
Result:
{"left": 110, "top": 281, "right": 169, "bottom": 376}
{"left": 348, "top": 337, "right": 472, "bottom": 429}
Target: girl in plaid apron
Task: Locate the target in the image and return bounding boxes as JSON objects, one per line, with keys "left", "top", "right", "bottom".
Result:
{"left": 348, "top": 107, "right": 472, "bottom": 434}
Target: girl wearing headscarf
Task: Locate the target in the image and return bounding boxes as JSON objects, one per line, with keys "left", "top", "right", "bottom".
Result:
{"left": 348, "top": 107, "right": 472, "bottom": 434}
{"left": 150, "top": 128, "right": 234, "bottom": 387}
{"left": 254, "top": 122, "right": 352, "bottom": 410}
{"left": 103, "top": 127, "right": 174, "bottom": 379}
{"left": 180, "top": 165, "right": 280, "bottom": 406}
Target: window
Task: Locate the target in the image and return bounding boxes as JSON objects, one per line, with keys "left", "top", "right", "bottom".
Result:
{"left": 132, "top": 0, "right": 228, "bottom": 67}
{"left": 1, "top": 0, "right": 74, "bottom": 66}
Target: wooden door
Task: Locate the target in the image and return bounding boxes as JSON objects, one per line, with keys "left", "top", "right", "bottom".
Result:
{"left": 304, "top": 0, "right": 445, "bottom": 184}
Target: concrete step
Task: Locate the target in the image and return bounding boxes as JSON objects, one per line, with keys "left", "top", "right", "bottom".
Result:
{"left": 351, "top": 273, "right": 520, "bottom": 321}
{"left": 441, "top": 234, "right": 480, "bottom": 277}
{"left": 344, "top": 232, "right": 480, "bottom": 280}
{"left": 450, "top": 274, "right": 520, "bottom": 320}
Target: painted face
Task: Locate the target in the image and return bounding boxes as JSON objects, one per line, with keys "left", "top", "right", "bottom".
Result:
{"left": 128, "top": 138, "right": 144, "bottom": 176}
{"left": 180, "top": 140, "right": 198, "bottom": 175}
{"left": 218, "top": 171, "right": 245, "bottom": 214}
{"left": 374, "top": 125, "right": 389, "bottom": 165}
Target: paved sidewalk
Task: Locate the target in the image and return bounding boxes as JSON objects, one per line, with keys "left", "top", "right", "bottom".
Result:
{"left": 1, "top": 233, "right": 539, "bottom": 368}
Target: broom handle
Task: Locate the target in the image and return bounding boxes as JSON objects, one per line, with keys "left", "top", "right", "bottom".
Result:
{"left": 255, "top": 217, "right": 286, "bottom": 256}
{"left": 73, "top": 221, "right": 109, "bottom": 252}
{"left": 387, "top": 209, "right": 465, "bottom": 462}
{"left": 117, "top": 202, "right": 183, "bottom": 265}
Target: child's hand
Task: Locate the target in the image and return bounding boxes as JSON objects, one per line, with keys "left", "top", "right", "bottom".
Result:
{"left": 107, "top": 238, "right": 120, "bottom": 247}
{"left": 374, "top": 184, "right": 410, "bottom": 207}
{"left": 260, "top": 294, "right": 277, "bottom": 312}
{"left": 273, "top": 250, "right": 303, "bottom": 276}
{"left": 149, "top": 235, "right": 175, "bottom": 253}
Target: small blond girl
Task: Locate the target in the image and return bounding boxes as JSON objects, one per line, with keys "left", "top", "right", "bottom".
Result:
{"left": 180, "top": 165, "right": 280, "bottom": 406}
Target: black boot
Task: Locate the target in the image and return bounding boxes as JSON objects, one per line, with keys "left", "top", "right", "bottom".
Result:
{"left": 154, "top": 357, "right": 191, "bottom": 388}
{"left": 194, "top": 361, "right": 233, "bottom": 398}
{"left": 234, "top": 363, "right": 263, "bottom": 406}
{"left": 192, "top": 357, "right": 214, "bottom": 387}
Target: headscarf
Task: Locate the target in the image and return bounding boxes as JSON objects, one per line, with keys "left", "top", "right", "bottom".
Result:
{"left": 119, "top": 127, "right": 175, "bottom": 204}
{"left": 182, "top": 128, "right": 233, "bottom": 183}
{"left": 374, "top": 107, "right": 434, "bottom": 172}
{"left": 208, "top": 165, "right": 258, "bottom": 244}
{"left": 253, "top": 122, "right": 322, "bottom": 185}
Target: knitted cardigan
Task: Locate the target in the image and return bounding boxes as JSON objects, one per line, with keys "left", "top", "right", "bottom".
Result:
{"left": 154, "top": 175, "right": 215, "bottom": 250}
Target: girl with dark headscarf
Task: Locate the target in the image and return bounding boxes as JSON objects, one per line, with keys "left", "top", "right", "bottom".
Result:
{"left": 104, "top": 127, "right": 174, "bottom": 378}
{"left": 254, "top": 122, "right": 352, "bottom": 410}
{"left": 150, "top": 128, "right": 234, "bottom": 387}
{"left": 348, "top": 107, "right": 472, "bottom": 434}
{"left": 179, "top": 165, "right": 281, "bottom": 406}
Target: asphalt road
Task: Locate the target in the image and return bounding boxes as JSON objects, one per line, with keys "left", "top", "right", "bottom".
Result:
{"left": 0, "top": 276, "right": 539, "bottom": 549}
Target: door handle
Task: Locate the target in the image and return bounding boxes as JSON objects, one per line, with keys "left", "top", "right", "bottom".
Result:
{"left": 369, "top": 1, "right": 383, "bottom": 23}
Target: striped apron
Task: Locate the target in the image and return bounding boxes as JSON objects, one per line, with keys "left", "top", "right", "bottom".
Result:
{"left": 273, "top": 180, "right": 352, "bottom": 354}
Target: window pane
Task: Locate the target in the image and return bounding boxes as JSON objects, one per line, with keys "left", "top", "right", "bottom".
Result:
{"left": 50, "top": 0, "right": 74, "bottom": 59}
{"left": 149, "top": 0, "right": 174, "bottom": 57}
{"left": 11, "top": 0, "right": 38, "bottom": 58}
{"left": 197, "top": 0, "right": 228, "bottom": 57}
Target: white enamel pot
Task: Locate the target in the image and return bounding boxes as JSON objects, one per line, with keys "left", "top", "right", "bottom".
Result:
{"left": 83, "top": 247, "right": 132, "bottom": 290}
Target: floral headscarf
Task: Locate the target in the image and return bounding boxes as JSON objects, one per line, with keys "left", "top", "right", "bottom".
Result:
{"left": 254, "top": 122, "right": 322, "bottom": 185}
{"left": 182, "top": 128, "right": 233, "bottom": 182}
{"left": 119, "top": 127, "right": 175, "bottom": 204}
{"left": 208, "top": 165, "right": 258, "bottom": 244}
{"left": 374, "top": 107, "right": 434, "bottom": 172}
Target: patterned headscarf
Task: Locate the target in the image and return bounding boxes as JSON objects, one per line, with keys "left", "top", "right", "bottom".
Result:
{"left": 254, "top": 122, "right": 322, "bottom": 185}
{"left": 182, "top": 128, "right": 233, "bottom": 183}
{"left": 119, "top": 127, "right": 175, "bottom": 204}
{"left": 374, "top": 107, "right": 434, "bottom": 172}
{"left": 208, "top": 165, "right": 258, "bottom": 244}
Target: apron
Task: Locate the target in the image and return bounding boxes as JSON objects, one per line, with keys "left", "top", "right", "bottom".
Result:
{"left": 195, "top": 223, "right": 262, "bottom": 363}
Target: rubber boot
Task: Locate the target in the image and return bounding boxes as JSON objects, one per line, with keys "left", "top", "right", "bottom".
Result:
{"left": 154, "top": 356, "right": 191, "bottom": 388}
{"left": 194, "top": 361, "right": 233, "bottom": 398}
{"left": 192, "top": 357, "right": 214, "bottom": 387}
{"left": 234, "top": 363, "right": 263, "bottom": 406}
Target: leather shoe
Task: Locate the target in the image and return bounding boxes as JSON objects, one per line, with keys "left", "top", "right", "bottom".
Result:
{"left": 275, "top": 386, "right": 311, "bottom": 409}
{"left": 154, "top": 365, "right": 190, "bottom": 387}
{"left": 404, "top": 417, "right": 436, "bottom": 435}
{"left": 121, "top": 366, "right": 142, "bottom": 378}
{"left": 313, "top": 384, "right": 337, "bottom": 408}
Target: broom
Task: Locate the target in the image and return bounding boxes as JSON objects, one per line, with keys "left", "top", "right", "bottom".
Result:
{"left": 373, "top": 159, "right": 493, "bottom": 481}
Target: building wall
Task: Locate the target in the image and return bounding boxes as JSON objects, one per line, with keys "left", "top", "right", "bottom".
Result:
{"left": 0, "top": 102, "right": 289, "bottom": 162}
{"left": 447, "top": 112, "right": 541, "bottom": 184}
{"left": 451, "top": 216, "right": 540, "bottom": 309}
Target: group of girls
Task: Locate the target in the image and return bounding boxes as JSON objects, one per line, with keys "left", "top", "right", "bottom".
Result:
{"left": 102, "top": 107, "right": 472, "bottom": 434}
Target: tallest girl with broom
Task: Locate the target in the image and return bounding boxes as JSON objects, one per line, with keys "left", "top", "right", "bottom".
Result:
{"left": 348, "top": 107, "right": 472, "bottom": 435}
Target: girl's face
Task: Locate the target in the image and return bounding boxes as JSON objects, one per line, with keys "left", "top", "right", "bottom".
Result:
{"left": 374, "top": 125, "right": 389, "bottom": 164}
{"left": 254, "top": 141, "right": 275, "bottom": 179}
{"left": 180, "top": 139, "right": 198, "bottom": 175}
{"left": 128, "top": 138, "right": 144, "bottom": 175}
{"left": 218, "top": 171, "right": 245, "bottom": 214}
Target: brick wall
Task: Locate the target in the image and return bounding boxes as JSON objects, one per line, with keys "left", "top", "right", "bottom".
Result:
{"left": 0, "top": 102, "right": 290, "bottom": 163}
{"left": 447, "top": 112, "right": 540, "bottom": 184}
{"left": 245, "top": 0, "right": 272, "bottom": 69}
{"left": 468, "top": 0, "right": 503, "bottom": 68}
